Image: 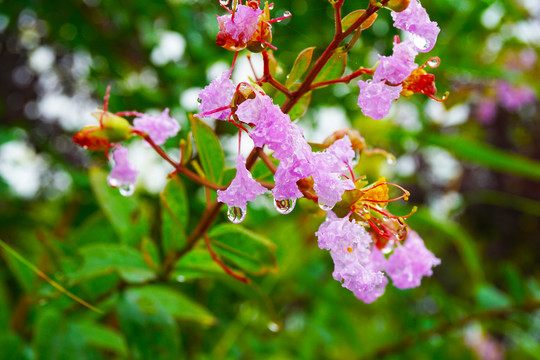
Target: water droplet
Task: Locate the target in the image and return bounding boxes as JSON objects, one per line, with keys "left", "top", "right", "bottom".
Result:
{"left": 441, "top": 91, "right": 450, "bottom": 101}
{"left": 119, "top": 183, "right": 134, "bottom": 197}
{"left": 386, "top": 155, "right": 396, "bottom": 165}
{"left": 362, "top": 205, "right": 370, "bottom": 214}
{"left": 219, "top": 0, "right": 229, "bottom": 5}
{"left": 318, "top": 201, "right": 333, "bottom": 211}
{"left": 267, "top": 322, "right": 280, "bottom": 332}
{"left": 83, "top": 145, "right": 88, "bottom": 149}
{"left": 412, "top": 34, "right": 430, "bottom": 51}
{"left": 382, "top": 243, "right": 394, "bottom": 254}
{"left": 274, "top": 198, "right": 296, "bottom": 215}
{"left": 427, "top": 58, "right": 440, "bottom": 68}
{"left": 283, "top": 11, "right": 291, "bottom": 17}
{"left": 268, "top": 3, "right": 274, "bottom": 9}
{"left": 227, "top": 206, "right": 246, "bottom": 223}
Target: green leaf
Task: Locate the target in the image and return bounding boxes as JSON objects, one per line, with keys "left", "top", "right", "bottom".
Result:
{"left": 274, "top": 84, "right": 312, "bottom": 120}
{"left": 474, "top": 283, "right": 512, "bottom": 309}
{"left": 74, "top": 321, "right": 127, "bottom": 357}
{"left": 422, "top": 132, "right": 540, "bottom": 181}
{"left": 89, "top": 167, "right": 149, "bottom": 246}
{"left": 160, "top": 176, "right": 189, "bottom": 252}
{"left": 189, "top": 114, "right": 224, "bottom": 184}
{"left": 341, "top": 10, "right": 378, "bottom": 32}
{"left": 313, "top": 50, "right": 347, "bottom": 86}
{"left": 285, "top": 46, "right": 315, "bottom": 87}
{"left": 74, "top": 243, "right": 156, "bottom": 284}
{"left": 125, "top": 285, "right": 217, "bottom": 325}
{"left": 117, "top": 292, "right": 181, "bottom": 360}
{"left": 0, "top": 332, "right": 26, "bottom": 360}
{"left": 33, "top": 308, "right": 88, "bottom": 360}
{"left": 173, "top": 247, "right": 228, "bottom": 280}
{"left": 251, "top": 158, "right": 278, "bottom": 183}
{"left": 208, "top": 223, "right": 277, "bottom": 275}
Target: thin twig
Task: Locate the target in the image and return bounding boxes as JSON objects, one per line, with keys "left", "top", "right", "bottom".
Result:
{"left": 204, "top": 234, "right": 250, "bottom": 283}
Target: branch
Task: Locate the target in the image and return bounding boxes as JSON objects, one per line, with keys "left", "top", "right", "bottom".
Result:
{"left": 133, "top": 130, "right": 226, "bottom": 191}
{"left": 310, "top": 67, "right": 374, "bottom": 90}
{"left": 262, "top": 51, "right": 293, "bottom": 97}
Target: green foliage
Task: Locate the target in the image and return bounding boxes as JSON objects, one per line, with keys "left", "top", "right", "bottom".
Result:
{"left": 1, "top": 0, "right": 540, "bottom": 359}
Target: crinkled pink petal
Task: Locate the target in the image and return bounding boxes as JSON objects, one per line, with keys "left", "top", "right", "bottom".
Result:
{"left": 197, "top": 71, "right": 236, "bottom": 120}
{"left": 108, "top": 145, "right": 137, "bottom": 188}
{"left": 217, "top": 154, "right": 267, "bottom": 208}
{"left": 133, "top": 108, "right": 180, "bottom": 146}
{"left": 316, "top": 216, "right": 387, "bottom": 304}
{"left": 357, "top": 79, "right": 402, "bottom": 120}
{"left": 217, "top": 5, "right": 263, "bottom": 43}
{"left": 374, "top": 39, "right": 418, "bottom": 84}
{"left": 385, "top": 231, "right": 440, "bottom": 289}
{"left": 391, "top": 0, "right": 440, "bottom": 52}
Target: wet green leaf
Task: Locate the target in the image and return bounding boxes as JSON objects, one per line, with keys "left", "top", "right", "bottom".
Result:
{"left": 341, "top": 10, "right": 378, "bottom": 32}
{"left": 89, "top": 167, "right": 149, "bottom": 246}
{"left": 117, "top": 292, "right": 181, "bottom": 360}
{"left": 313, "top": 50, "right": 347, "bottom": 86}
{"left": 161, "top": 176, "right": 189, "bottom": 252}
{"left": 125, "top": 285, "right": 217, "bottom": 325}
{"left": 74, "top": 243, "right": 155, "bottom": 284}
{"left": 189, "top": 115, "right": 224, "bottom": 184}
{"left": 286, "top": 46, "right": 315, "bottom": 87}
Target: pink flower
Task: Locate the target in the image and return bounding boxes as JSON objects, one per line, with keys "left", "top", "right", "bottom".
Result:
{"left": 315, "top": 215, "right": 387, "bottom": 304}
{"left": 357, "top": 79, "right": 402, "bottom": 120}
{"left": 217, "top": 5, "right": 263, "bottom": 44}
{"left": 107, "top": 145, "right": 137, "bottom": 188}
{"left": 391, "top": 0, "right": 440, "bottom": 52}
{"left": 385, "top": 231, "right": 440, "bottom": 289}
{"left": 197, "top": 71, "right": 236, "bottom": 120}
{"left": 312, "top": 136, "right": 355, "bottom": 209}
{"left": 497, "top": 81, "right": 537, "bottom": 111}
{"left": 217, "top": 155, "right": 267, "bottom": 208}
{"left": 374, "top": 39, "right": 418, "bottom": 84}
{"left": 133, "top": 108, "right": 180, "bottom": 145}
{"left": 475, "top": 99, "right": 497, "bottom": 125}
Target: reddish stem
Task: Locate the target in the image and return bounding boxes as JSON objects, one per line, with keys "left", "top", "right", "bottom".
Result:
{"left": 310, "top": 67, "right": 374, "bottom": 90}
{"left": 204, "top": 234, "right": 250, "bottom": 283}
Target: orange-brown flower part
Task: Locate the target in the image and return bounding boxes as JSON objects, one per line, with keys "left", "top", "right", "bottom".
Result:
{"left": 72, "top": 112, "right": 132, "bottom": 151}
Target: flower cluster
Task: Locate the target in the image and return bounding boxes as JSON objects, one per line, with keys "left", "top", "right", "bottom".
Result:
{"left": 357, "top": 0, "right": 442, "bottom": 120}
{"left": 316, "top": 214, "right": 440, "bottom": 303}
{"left": 73, "top": 96, "right": 180, "bottom": 195}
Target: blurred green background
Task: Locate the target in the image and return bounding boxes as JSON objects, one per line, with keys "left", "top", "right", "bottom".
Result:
{"left": 1, "top": 0, "right": 540, "bottom": 359}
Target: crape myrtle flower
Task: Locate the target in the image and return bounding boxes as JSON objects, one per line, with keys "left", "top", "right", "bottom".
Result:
{"left": 315, "top": 214, "right": 387, "bottom": 303}
{"left": 217, "top": 154, "right": 267, "bottom": 208}
{"left": 385, "top": 231, "right": 440, "bottom": 289}
{"left": 107, "top": 145, "right": 138, "bottom": 189}
{"left": 312, "top": 136, "right": 356, "bottom": 209}
{"left": 217, "top": 5, "right": 263, "bottom": 47}
{"left": 391, "top": 0, "right": 440, "bottom": 53}
{"left": 497, "top": 81, "right": 537, "bottom": 112}
{"left": 197, "top": 71, "right": 236, "bottom": 120}
{"left": 374, "top": 39, "right": 419, "bottom": 84}
{"left": 133, "top": 108, "right": 180, "bottom": 145}
{"left": 357, "top": 79, "right": 403, "bottom": 120}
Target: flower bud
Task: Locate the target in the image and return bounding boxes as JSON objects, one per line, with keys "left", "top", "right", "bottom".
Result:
{"left": 385, "top": 0, "right": 410, "bottom": 12}
{"left": 73, "top": 112, "right": 132, "bottom": 151}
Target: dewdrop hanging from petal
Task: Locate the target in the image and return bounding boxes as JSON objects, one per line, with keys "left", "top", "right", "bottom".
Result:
{"left": 217, "top": 154, "right": 267, "bottom": 223}
{"left": 108, "top": 145, "right": 138, "bottom": 197}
